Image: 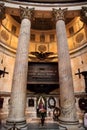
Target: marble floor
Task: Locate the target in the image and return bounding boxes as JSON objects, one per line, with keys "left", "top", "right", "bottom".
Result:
{"left": 0, "top": 122, "right": 86, "bottom": 130}
{"left": 0, "top": 114, "right": 86, "bottom": 130}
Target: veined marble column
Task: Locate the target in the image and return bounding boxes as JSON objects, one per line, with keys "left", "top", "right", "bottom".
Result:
{"left": 53, "top": 8, "right": 79, "bottom": 127}
{"left": 6, "top": 7, "right": 34, "bottom": 129}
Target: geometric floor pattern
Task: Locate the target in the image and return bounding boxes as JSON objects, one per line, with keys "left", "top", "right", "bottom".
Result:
{"left": 0, "top": 115, "right": 85, "bottom": 130}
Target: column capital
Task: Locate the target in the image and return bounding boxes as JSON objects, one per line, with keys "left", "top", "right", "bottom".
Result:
{"left": 20, "top": 6, "right": 34, "bottom": 20}
{"left": 0, "top": 3, "right": 6, "bottom": 20}
{"left": 52, "top": 8, "right": 67, "bottom": 22}
{"left": 80, "top": 6, "right": 87, "bottom": 24}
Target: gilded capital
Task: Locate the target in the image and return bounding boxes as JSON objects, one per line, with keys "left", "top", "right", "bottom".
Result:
{"left": 20, "top": 6, "right": 34, "bottom": 20}
{"left": 52, "top": 8, "right": 67, "bottom": 22}
{"left": 80, "top": 6, "right": 87, "bottom": 24}
{"left": 0, "top": 3, "right": 5, "bottom": 20}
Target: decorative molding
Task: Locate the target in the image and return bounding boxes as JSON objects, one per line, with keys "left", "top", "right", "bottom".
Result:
{"left": 52, "top": 8, "right": 67, "bottom": 21}
{"left": 20, "top": 6, "right": 34, "bottom": 20}
{"left": 75, "top": 32, "right": 84, "bottom": 43}
{"left": 38, "top": 44, "right": 47, "bottom": 52}
{"left": 48, "top": 96, "right": 56, "bottom": 109}
{"left": 0, "top": 42, "right": 16, "bottom": 58}
{"left": 1, "top": 30, "right": 9, "bottom": 41}
{"left": 70, "top": 42, "right": 87, "bottom": 58}
{"left": 0, "top": 91, "right": 11, "bottom": 96}
{"left": 53, "top": 107, "right": 61, "bottom": 120}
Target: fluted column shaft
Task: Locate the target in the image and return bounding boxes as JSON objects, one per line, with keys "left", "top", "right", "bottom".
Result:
{"left": 53, "top": 8, "right": 78, "bottom": 125}
{"left": 7, "top": 7, "right": 34, "bottom": 128}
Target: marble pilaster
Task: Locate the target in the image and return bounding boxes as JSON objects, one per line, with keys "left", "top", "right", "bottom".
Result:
{"left": 53, "top": 8, "right": 79, "bottom": 127}
{"left": 6, "top": 7, "right": 34, "bottom": 129}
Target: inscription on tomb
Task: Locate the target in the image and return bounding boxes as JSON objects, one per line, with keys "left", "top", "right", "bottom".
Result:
{"left": 27, "top": 62, "right": 59, "bottom": 84}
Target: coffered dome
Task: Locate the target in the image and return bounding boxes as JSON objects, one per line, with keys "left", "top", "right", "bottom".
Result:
{"left": 0, "top": 0, "right": 87, "bottom": 62}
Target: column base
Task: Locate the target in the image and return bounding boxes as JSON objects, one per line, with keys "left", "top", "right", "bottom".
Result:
{"left": 58, "top": 119, "right": 80, "bottom": 130}
{"left": 4, "top": 120, "right": 28, "bottom": 130}
{"left": 58, "top": 118, "right": 79, "bottom": 125}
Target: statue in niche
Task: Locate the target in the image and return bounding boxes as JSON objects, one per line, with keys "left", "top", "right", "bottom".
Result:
{"left": 37, "top": 96, "right": 46, "bottom": 111}
{"left": 37, "top": 96, "right": 46, "bottom": 126}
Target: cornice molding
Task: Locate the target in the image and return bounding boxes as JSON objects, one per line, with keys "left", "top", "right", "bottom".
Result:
{"left": 2, "top": 0, "right": 87, "bottom": 11}
{"left": 0, "top": 41, "right": 16, "bottom": 58}
{"left": 3, "top": 0, "right": 87, "bottom": 4}
{"left": 70, "top": 42, "right": 87, "bottom": 58}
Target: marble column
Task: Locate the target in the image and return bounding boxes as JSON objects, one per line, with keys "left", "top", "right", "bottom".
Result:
{"left": 80, "top": 6, "right": 87, "bottom": 37}
{"left": 0, "top": 3, "right": 5, "bottom": 25}
{"left": 80, "top": 6, "right": 87, "bottom": 25}
{"left": 53, "top": 8, "right": 79, "bottom": 126}
{"left": 6, "top": 7, "right": 34, "bottom": 129}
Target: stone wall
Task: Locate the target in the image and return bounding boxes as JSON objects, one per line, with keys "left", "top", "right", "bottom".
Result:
{"left": 71, "top": 52, "right": 87, "bottom": 93}
{"left": 0, "top": 94, "right": 85, "bottom": 123}
{"left": 0, "top": 47, "right": 15, "bottom": 92}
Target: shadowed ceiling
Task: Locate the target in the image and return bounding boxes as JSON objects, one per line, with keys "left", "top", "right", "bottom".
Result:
{"left": 5, "top": 0, "right": 82, "bottom": 30}
{"left": 12, "top": 15, "right": 74, "bottom": 30}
